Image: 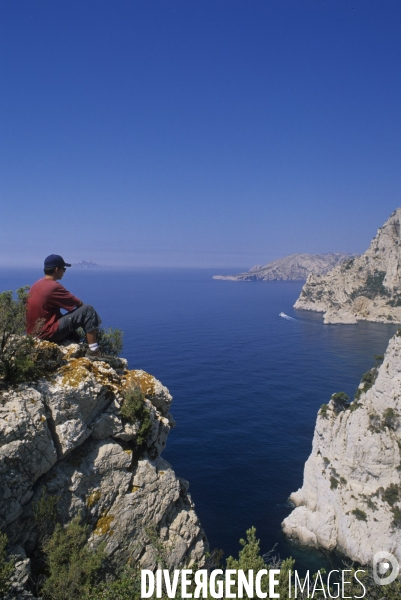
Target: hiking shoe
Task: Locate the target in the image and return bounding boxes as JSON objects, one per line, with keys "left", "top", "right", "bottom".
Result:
{"left": 85, "top": 349, "right": 116, "bottom": 365}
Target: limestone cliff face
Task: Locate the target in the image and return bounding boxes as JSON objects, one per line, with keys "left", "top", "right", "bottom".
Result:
{"left": 1, "top": 343, "right": 207, "bottom": 596}
{"left": 295, "top": 208, "right": 401, "bottom": 324}
{"left": 213, "top": 253, "right": 352, "bottom": 282}
{"left": 282, "top": 332, "right": 401, "bottom": 565}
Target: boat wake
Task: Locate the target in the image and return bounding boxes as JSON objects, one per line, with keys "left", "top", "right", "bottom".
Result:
{"left": 279, "top": 312, "right": 296, "bottom": 320}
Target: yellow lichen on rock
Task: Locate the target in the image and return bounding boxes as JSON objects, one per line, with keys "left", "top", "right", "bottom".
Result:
{"left": 58, "top": 357, "right": 121, "bottom": 391}
{"left": 59, "top": 358, "right": 93, "bottom": 387}
{"left": 131, "top": 485, "right": 140, "bottom": 493}
{"left": 86, "top": 489, "right": 101, "bottom": 507}
{"left": 34, "top": 340, "right": 61, "bottom": 353}
{"left": 94, "top": 511, "right": 115, "bottom": 536}
{"left": 88, "top": 361, "right": 121, "bottom": 391}
{"left": 122, "top": 370, "right": 156, "bottom": 397}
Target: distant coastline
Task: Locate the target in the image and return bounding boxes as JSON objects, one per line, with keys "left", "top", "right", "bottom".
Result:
{"left": 72, "top": 260, "right": 102, "bottom": 268}
{"left": 213, "top": 253, "right": 354, "bottom": 282}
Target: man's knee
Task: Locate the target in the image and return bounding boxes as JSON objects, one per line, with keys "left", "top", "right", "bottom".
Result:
{"left": 81, "top": 303, "right": 96, "bottom": 315}
{"left": 80, "top": 304, "right": 102, "bottom": 331}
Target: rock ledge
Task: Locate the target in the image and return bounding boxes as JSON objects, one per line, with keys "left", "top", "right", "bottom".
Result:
{"left": 0, "top": 342, "right": 207, "bottom": 595}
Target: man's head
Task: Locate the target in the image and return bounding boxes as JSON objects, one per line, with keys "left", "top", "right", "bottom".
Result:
{"left": 44, "top": 254, "right": 71, "bottom": 280}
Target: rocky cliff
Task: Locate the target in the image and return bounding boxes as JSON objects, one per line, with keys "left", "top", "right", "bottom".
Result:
{"left": 1, "top": 343, "right": 207, "bottom": 596}
{"left": 282, "top": 331, "right": 401, "bottom": 565}
{"left": 295, "top": 208, "right": 401, "bottom": 324}
{"left": 213, "top": 253, "right": 352, "bottom": 282}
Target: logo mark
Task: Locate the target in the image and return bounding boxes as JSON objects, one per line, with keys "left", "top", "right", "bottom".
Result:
{"left": 373, "top": 551, "right": 399, "bottom": 586}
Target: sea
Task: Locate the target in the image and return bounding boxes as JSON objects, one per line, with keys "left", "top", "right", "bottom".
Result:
{"left": 0, "top": 267, "right": 398, "bottom": 573}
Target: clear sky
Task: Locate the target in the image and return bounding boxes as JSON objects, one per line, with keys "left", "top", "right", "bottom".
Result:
{"left": 1, "top": 0, "right": 400, "bottom": 268}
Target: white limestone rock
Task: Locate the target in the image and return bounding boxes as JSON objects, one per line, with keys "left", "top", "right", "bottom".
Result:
{"left": 36, "top": 358, "right": 120, "bottom": 456}
{"left": 0, "top": 340, "right": 207, "bottom": 593}
{"left": 295, "top": 208, "right": 401, "bottom": 323}
{"left": 0, "top": 386, "right": 57, "bottom": 529}
{"left": 323, "top": 309, "right": 357, "bottom": 324}
{"left": 12, "top": 440, "right": 206, "bottom": 572}
{"left": 282, "top": 332, "right": 401, "bottom": 565}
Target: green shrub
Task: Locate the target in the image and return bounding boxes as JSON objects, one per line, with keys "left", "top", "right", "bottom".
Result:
{"left": 0, "top": 287, "right": 46, "bottom": 384}
{"left": 391, "top": 506, "right": 401, "bottom": 528}
{"left": 349, "top": 401, "right": 360, "bottom": 412}
{"left": 363, "top": 496, "right": 378, "bottom": 511}
{"left": 355, "top": 366, "right": 378, "bottom": 400}
{"left": 332, "top": 392, "right": 349, "bottom": 403}
{"left": 88, "top": 570, "right": 141, "bottom": 600}
{"left": 350, "top": 271, "right": 389, "bottom": 300}
{"left": 120, "top": 387, "right": 152, "bottom": 446}
{"left": 41, "top": 515, "right": 105, "bottom": 600}
{"left": 319, "top": 403, "right": 329, "bottom": 418}
{"left": 330, "top": 476, "right": 339, "bottom": 490}
{"left": 331, "top": 392, "right": 350, "bottom": 413}
{"left": 383, "top": 407, "right": 398, "bottom": 430}
{"left": 33, "top": 489, "right": 59, "bottom": 540}
{"left": 226, "top": 527, "right": 294, "bottom": 599}
{"left": 368, "top": 412, "right": 382, "bottom": 433}
{"left": 76, "top": 327, "right": 123, "bottom": 357}
{"left": 361, "top": 370, "right": 375, "bottom": 386}
{"left": 342, "top": 567, "right": 401, "bottom": 599}
{"left": 0, "top": 533, "right": 13, "bottom": 595}
{"left": 351, "top": 508, "right": 367, "bottom": 521}
{"left": 342, "top": 258, "right": 355, "bottom": 271}
{"left": 97, "top": 327, "right": 124, "bottom": 357}
{"left": 387, "top": 295, "right": 401, "bottom": 307}
{"left": 42, "top": 522, "right": 401, "bottom": 600}
{"left": 382, "top": 483, "right": 400, "bottom": 507}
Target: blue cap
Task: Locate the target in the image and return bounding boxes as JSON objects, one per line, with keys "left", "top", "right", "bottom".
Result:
{"left": 44, "top": 254, "right": 72, "bottom": 269}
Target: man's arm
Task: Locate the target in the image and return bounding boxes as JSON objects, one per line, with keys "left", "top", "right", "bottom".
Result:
{"left": 50, "top": 284, "right": 84, "bottom": 311}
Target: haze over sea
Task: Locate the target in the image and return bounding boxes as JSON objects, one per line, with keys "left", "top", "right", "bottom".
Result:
{"left": 1, "top": 267, "right": 398, "bottom": 572}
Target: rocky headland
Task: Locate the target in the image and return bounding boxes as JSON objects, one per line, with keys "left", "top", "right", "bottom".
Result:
{"left": 1, "top": 343, "right": 207, "bottom": 597}
{"left": 295, "top": 208, "right": 401, "bottom": 324}
{"left": 282, "top": 331, "right": 401, "bottom": 565}
{"left": 213, "top": 253, "right": 352, "bottom": 282}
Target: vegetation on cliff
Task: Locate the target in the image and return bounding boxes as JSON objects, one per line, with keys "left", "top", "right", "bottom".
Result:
{"left": 0, "top": 287, "right": 54, "bottom": 384}
{"left": 120, "top": 386, "right": 152, "bottom": 445}
{"left": 3, "top": 523, "right": 401, "bottom": 599}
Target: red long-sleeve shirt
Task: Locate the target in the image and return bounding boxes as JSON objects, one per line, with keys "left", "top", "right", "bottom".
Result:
{"left": 26, "top": 278, "right": 81, "bottom": 338}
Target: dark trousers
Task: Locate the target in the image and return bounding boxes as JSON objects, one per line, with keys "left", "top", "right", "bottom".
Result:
{"left": 48, "top": 304, "right": 102, "bottom": 343}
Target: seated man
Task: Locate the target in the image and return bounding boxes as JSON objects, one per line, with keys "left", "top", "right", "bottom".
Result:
{"left": 26, "top": 254, "right": 110, "bottom": 361}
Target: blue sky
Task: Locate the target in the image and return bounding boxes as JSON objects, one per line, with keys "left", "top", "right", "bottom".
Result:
{"left": 1, "top": 0, "right": 400, "bottom": 268}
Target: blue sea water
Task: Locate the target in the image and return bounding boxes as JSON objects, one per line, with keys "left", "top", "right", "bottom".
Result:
{"left": 0, "top": 268, "right": 398, "bottom": 572}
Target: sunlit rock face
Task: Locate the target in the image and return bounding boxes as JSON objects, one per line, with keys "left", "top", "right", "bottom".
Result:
{"left": 282, "top": 332, "right": 401, "bottom": 565}
{"left": 295, "top": 208, "right": 401, "bottom": 324}
{"left": 0, "top": 342, "right": 207, "bottom": 596}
